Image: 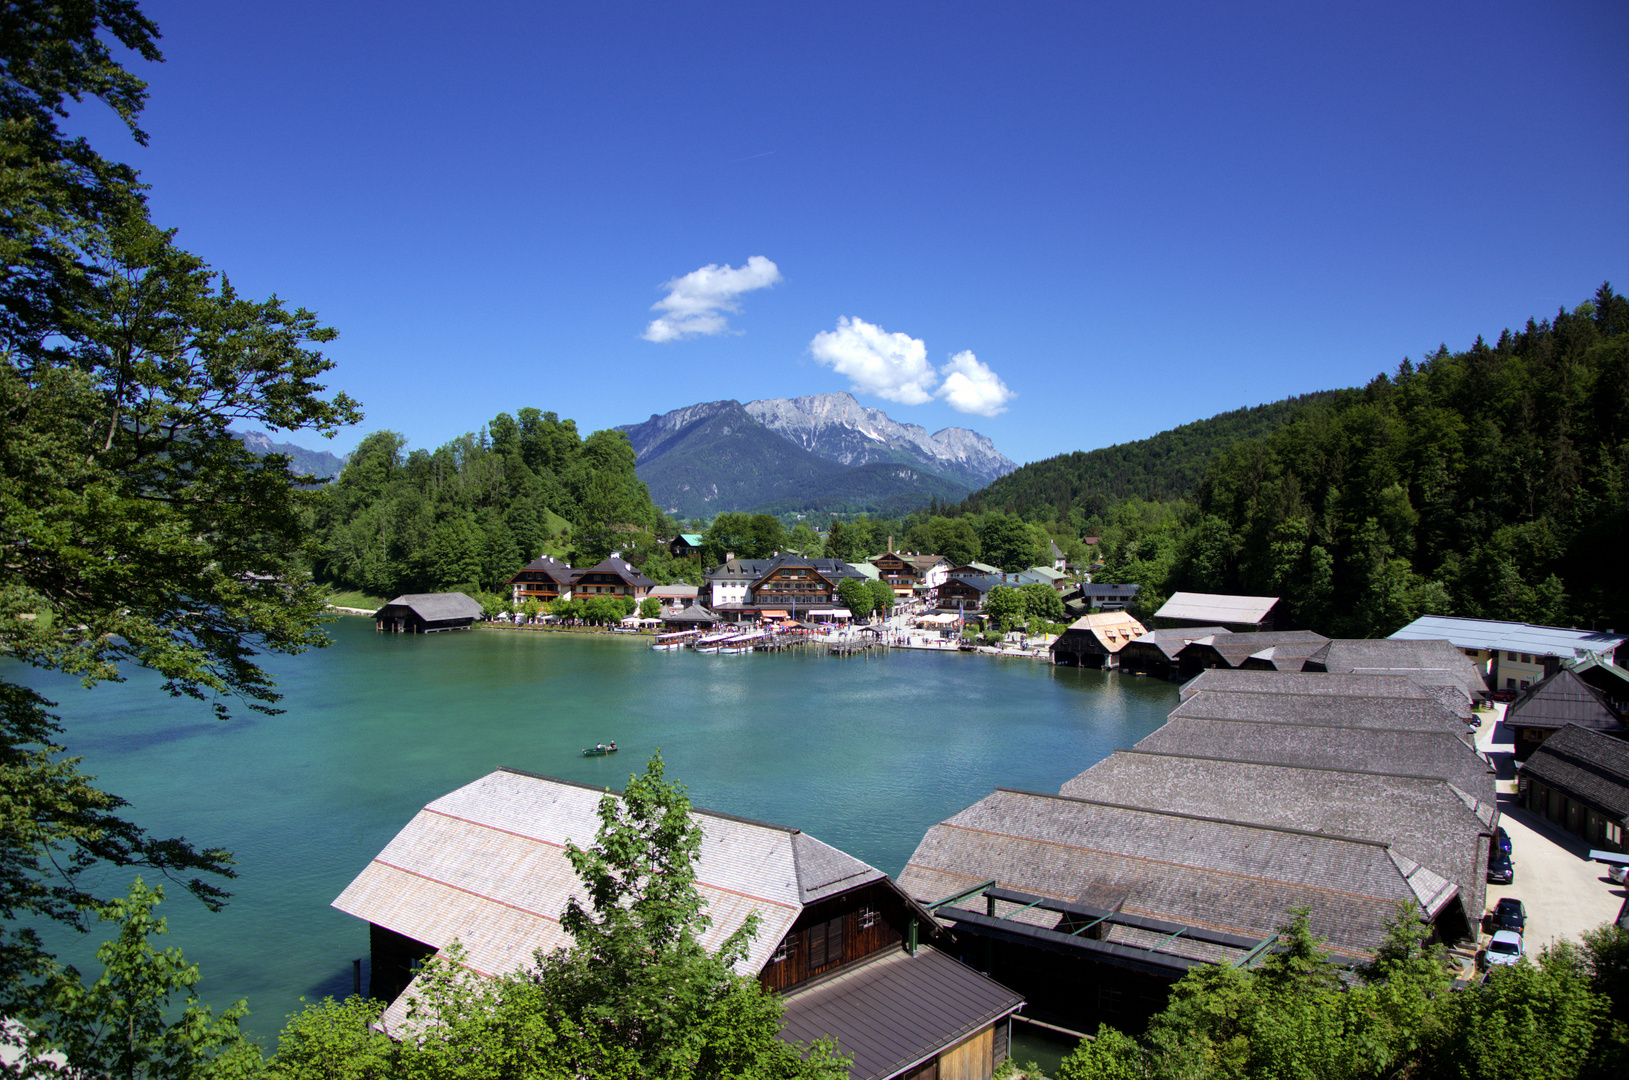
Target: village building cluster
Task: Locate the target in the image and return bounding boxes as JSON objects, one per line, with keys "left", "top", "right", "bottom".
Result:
{"left": 351, "top": 577, "right": 1629, "bottom": 1075}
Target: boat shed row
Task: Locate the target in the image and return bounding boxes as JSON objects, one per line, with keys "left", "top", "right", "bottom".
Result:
{"left": 898, "top": 644, "right": 1498, "bottom": 1034}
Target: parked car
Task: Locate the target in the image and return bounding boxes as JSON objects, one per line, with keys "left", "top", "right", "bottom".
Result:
{"left": 1495, "top": 827, "right": 1512, "bottom": 854}
{"left": 1491, "top": 897, "right": 1526, "bottom": 933}
{"left": 1488, "top": 851, "right": 1514, "bottom": 884}
{"left": 1608, "top": 862, "right": 1627, "bottom": 884}
{"left": 1488, "top": 688, "right": 1517, "bottom": 703}
{"left": 1484, "top": 930, "right": 1524, "bottom": 968}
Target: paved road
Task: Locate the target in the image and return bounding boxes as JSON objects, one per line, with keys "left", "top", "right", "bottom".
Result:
{"left": 1473, "top": 702, "right": 1626, "bottom": 952}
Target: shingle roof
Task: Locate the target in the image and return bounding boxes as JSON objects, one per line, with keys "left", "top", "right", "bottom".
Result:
{"left": 777, "top": 946, "right": 1023, "bottom": 1080}
{"left": 508, "top": 556, "right": 575, "bottom": 586}
{"left": 941, "top": 574, "right": 1005, "bottom": 595}
{"left": 375, "top": 592, "right": 484, "bottom": 623}
{"left": 1062, "top": 749, "right": 1493, "bottom": 920}
{"left": 573, "top": 556, "right": 657, "bottom": 587}
{"left": 1179, "top": 670, "right": 1474, "bottom": 720}
{"left": 898, "top": 788, "right": 1458, "bottom": 963}
{"left": 332, "top": 768, "right": 887, "bottom": 990}
{"left": 1171, "top": 689, "right": 1471, "bottom": 738}
{"left": 1389, "top": 616, "right": 1628, "bottom": 660}
{"left": 1507, "top": 669, "right": 1625, "bottom": 733}
{"left": 1155, "top": 592, "right": 1280, "bottom": 625}
{"left": 1121, "top": 627, "right": 1233, "bottom": 662}
{"left": 1053, "top": 613, "right": 1148, "bottom": 655}
{"left": 663, "top": 604, "right": 720, "bottom": 624}
{"left": 949, "top": 562, "right": 1001, "bottom": 577}
{"left": 1303, "top": 639, "right": 1487, "bottom": 698}
{"left": 1520, "top": 724, "right": 1629, "bottom": 824}
{"left": 1176, "top": 630, "right": 1331, "bottom": 669}
{"left": 1133, "top": 717, "right": 1496, "bottom": 806}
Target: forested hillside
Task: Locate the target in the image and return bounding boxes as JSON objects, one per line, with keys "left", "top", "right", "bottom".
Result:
{"left": 313, "top": 409, "right": 682, "bottom": 599}
{"left": 960, "top": 391, "right": 1338, "bottom": 517}
{"left": 1098, "top": 285, "right": 1629, "bottom": 636}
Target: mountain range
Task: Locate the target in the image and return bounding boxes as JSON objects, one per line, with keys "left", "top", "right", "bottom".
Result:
{"left": 618, "top": 392, "right": 1017, "bottom": 519}
{"left": 234, "top": 430, "right": 349, "bottom": 480}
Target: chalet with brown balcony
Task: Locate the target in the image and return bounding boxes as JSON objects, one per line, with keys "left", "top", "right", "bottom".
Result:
{"left": 571, "top": 555, "right": 656, "bottom": 604}
{"left": 507, "top": 555, "right": 574, "bottom": 606}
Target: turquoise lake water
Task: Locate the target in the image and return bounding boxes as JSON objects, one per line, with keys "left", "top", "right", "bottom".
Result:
{"left": 7, "top": 617, "right": 1178, "bottom": 1045}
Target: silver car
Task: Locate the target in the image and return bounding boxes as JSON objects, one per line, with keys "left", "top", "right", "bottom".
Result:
{"left": 1485, "top": 930, "right": 1524, "bottom": 968}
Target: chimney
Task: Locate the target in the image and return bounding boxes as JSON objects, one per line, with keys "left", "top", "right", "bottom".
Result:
{"left": 1542, "top": 654, "right": 1561, "bottom": 678}
{"left": 726, "top": 552, "right": 735, "bottom": 562}
{"left": 888, "top": 536, "right": 894, "bottom": 552}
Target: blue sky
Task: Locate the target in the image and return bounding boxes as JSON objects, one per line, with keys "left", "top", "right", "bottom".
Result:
{"left": 78, "top": 0, "right": 1629, "bottom": 466}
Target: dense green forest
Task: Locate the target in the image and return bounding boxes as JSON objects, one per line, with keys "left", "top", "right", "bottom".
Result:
{"left": 959, "top": 392, "right": 1339, "bottom": 518}
{"left": 1086, "top": 286, "right": 1629, "bottom": 636}
{"left": 312, "top": 409, "right": 692, "bottom": 599}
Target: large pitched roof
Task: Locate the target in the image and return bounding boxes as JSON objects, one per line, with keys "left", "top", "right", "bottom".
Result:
{"left": 508, "top": 555, "right": 575, "bottom": 586}
{"left": 899, "top": 788, "right": 1458, "bottom": 964}
{"left": 1303, "top": 639, "right": 1487, "bottom": 699}
{"left": 778, "top": 946, "right": 1022, "bottom": 1080}
{"left": 1054, "top": 612, "right": 1148, "bottom": 654}
{"left": 1155, "top": 592, "right": 1280, "bottom": 625}
{"left": 573, "top": 556, "right": 657, "bottom": 587}
{"left": 1133, "top": 717, "right": 1496, "bottom": 806}
{"left": 375, "top": 592, "right": 484, "bottom": 622}
{"left": 1176, "top": 630, "right": 1330, "bottom": 670}
{"left": 332, "top": 768, "right": 887, "bottom": 989}
{"left": 1180, "top": 669, "right": 1474, "bottom": 720}
{"left": 1389, "top": 616, "right": 1628, "bottom": 660}
{"left": 1062, "top": 749, "right": 1493, "bottom": 921}
{"left": 1520, "top": 725, "right": 1629, "bottom": 824}
{"left": 1507, "top": 669, "right": 1625, "bottom": 733}
{"left": 1170, "top": 688, "right": 1471, "bottom": 738}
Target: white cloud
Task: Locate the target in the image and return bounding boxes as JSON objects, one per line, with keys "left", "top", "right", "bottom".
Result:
{"left": 642, "top": 256, "right": 782, "bottom": 342}
{"left": 808, "top": 317, "right": 938, "bottom": 405}
{"left": 935, "top": 349, "right": 1014, "bottom": 417}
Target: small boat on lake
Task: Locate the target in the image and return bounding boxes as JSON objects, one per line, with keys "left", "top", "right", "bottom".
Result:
{"left": 582, "top": 743, "right": 618, "bottom": 757}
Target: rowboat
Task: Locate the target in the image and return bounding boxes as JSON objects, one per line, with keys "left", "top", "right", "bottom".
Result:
{"left": 582, "top": 744, "right": 618, "bottom": 757}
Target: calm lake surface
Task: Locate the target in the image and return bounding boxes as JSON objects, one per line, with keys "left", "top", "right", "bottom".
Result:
{"left": 8, "top": 617, "right": 1178, "bottom": 1044}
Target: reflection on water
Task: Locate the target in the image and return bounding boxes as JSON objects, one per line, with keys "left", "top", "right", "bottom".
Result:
{"left": 5, "top": 618, "right": 1177, "bottom": 1043}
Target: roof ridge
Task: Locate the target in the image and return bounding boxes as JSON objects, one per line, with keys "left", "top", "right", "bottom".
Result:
{"left": 1108, "top": 747, "right": 1478, "bottom": 785}
{"left": 991, "top": 787, "right": 1390, "bottom": 847}
{"left": 495, "top": 767, "right": 800, "bottom": 833}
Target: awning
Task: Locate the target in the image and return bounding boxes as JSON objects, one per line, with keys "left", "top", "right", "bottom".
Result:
{"left": 759, "top": 610, "right": 789, "bottom": 619}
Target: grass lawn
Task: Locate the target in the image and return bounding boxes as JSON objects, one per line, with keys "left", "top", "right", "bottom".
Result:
{"left": 326, "top": 589, "right": 385, "bottom": 610}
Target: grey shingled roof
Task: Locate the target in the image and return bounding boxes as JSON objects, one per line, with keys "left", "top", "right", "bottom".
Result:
{"left": 1123, "top": 626, "right": 1232, "bottom": 662}
{"left": 1133, "top": 717, "right": 1496, "bottom": 806}
{"left": 1155, "top": 592, "right": 1280, "bottom": 625}
{"left": 777, "top": 946, "right": 1023, "bottom": 1080}
{"left": 663, "top": 604, "right": 721, "bottom": 624}
{"left": 1520, "top": 724, "right": 1629, "bottom": 824}
{"left": 1062, "top": 749, "right": 1493, "bottom": 921}
{"left": 1171, "top": 689, "right": 1472, "bottom": 738}
{"left": 1304, "top": 639, "right": 1486, "bottom": 699}
{"left": 508, "top": 555, "right": 575, "bottom": 586}
{"left": 1176, "top": 630, "right": 1331, "bottom": 669}
{"left": 1180, "top": 670, "right": 1474, "bottom": 720}
{"left": 573, "top": 556, "right": 657, "bottom": 588}
{"left": 899, "top": 788, "right": 1458, "bottom": 963}
{"left": 332, "top": 768, "right": 888, "bottom": 992}
{"left": 375, "top": 592, "right": 484, "bottom": 623}
{"left": 1507, "top": 669, "right": 1625, "bottom": 733}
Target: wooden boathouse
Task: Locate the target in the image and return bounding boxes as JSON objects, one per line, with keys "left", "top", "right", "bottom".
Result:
{"left": 334, "top": 769, "right": 1025, "bottom": 1080}
{"left": 373, "top": 592, "right": 483, "bottom": 633}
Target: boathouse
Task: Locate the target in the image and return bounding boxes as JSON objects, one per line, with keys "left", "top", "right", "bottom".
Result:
{"left": 1152, "top": 592, "right": 1280, "bottom": 631}
{"left": 334, "top": 769, "right": 1024, "bottom": 1079}
{"left": 1171, "top": 629, "right": 1330, "bottom": 679}
{"left": 373, "top": 592, "right": 483, "bottom": 633}
{"left": 1116, "top": 626, "right": 1230, "bottom": 679}
{"left": 1302, "top": 638, "right": 1488, "bottom": 704}
{"left": 1050, "top": 612, "right": 1147, "bottom": 668}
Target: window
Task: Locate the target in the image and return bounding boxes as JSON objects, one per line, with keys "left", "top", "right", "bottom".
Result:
{"left": 769, "top": 938, "right": 793, "bottom": 965}
{"left": 1508, "top": 652, "right": 1519, "bottom": 662}
{"left": 1521, "top": 653, "right": 1532, "bottom": 664}
{"left": 858, "top": 906, "right": 880, "bottom": 930}
{"left": 806, "top": 916, "right": 845, "bottom": 969}
{"left": 1506, "top": 678, "right": 1516, "bottom": 689}
{"left": 1608, "top": 822, "right": 1623, "bottom": 847}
